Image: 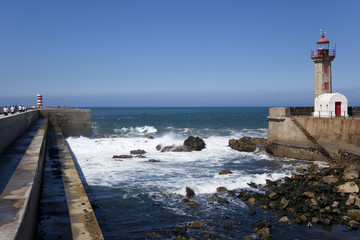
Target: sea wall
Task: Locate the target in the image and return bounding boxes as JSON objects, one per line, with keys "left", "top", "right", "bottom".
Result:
{"left": 0, "top": 110, "right": 39, "bottom": 155}
{"left": 267, "top": 107, "right": 360, "bottom": 162}
{"left": 0, "top": 120, "right": 48, "bottom": 240}
{"left": 39, "top": 108, "right": 91, "bottom": 137}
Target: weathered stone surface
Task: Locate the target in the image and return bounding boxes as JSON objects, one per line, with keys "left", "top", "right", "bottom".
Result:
{"left": 143, "top": 134, "right": 154, "bottom": 139}
{"left": 130, "top": 149, "right": 146, "bottom": 154}
{"left": 188, "top": 221, "right": 206, "bottom": 229}
{"left": 247, "top": 197, "right": 258, "bottom": 207}
{"left": 348, "top": 209, "right": 360, "bottom": 221}
{"left": 308, "top": 164, "right": 319, "bottom": 172}
{"left": 218, "top": 198, "right": 229, "bottom": 204}
{"left": 216, "top": 187, "right": 228, "bottom": 192}
{"left": 343, "top": 165, "right": 359, "bottom": 180}
{"left": 337, "top": 182, "right": 359, "bottom": 193}
{"left": 186, "top": 201, "right": 200, "bottom": 208}
{"left": 113, "top": 154, "right": 133, "bottom": 158}
{"left": 148, "top": 159, "right": 160, "bottom": 162}
{"left": 186, "top": 187, "right": 195, "bottom": 198}
{"left": 279, "top": 216, "right": 289, "bottom": 223}
{"left": 229, "top": 137, "right": 257, "bottom": 152}
{"left": 219, "top": 169, "right": 233, "bottom": 175}
{"left": 322, "top": 175, "right": 338, "bottom": 184}
{"left": 296, "top": 168, "right": 306, "bottom": 173}
{"left": 302, "top": 191, "right": 316, "bottom": 199}
{"left": 183, "top": 136, "right": 206, "bottom": 151}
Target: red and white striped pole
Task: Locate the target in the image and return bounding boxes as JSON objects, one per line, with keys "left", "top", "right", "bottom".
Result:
{"left": 37, "top": 94, "right": 43, "bottom": 108}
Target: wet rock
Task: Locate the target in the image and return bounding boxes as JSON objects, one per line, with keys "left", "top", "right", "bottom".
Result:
{"left": 279, "top": 216, "right": 289, "bottom": 223}
{"left": 337, "top": 182, "right": 359, "bottom": 193}
{"left": 156, "top": 144, "right": 162, "bottom": 151}
{"left": 145, "top": 232, "right": 162, "bottom": 238}
{"left": 296, "top": 168, "right": 306, "bottom": 173}
{"left": 247, "top": 197, "right": 258, "bottom": 207}
{"left": 186, "top": 201, "right": 200, "bottom": 208}
{"left": 148, "top": 159, "right": 160, "bottom": 162}
{"left": 308, "top": 164, "right": 319, "bottom": 172}
{"left": 229, "top": 137, "right": 256, "bottom": 152}
{"left": 343, "top": 165, "right": 359, "bottom": 180}
{"left": 268, "top": 192, "right": 279, "bottom": 200}
{"left": 112, "top": 155, "right": 133, "bottom": 158}
{"left": 172, "top": 146, "right": 191, "bottom": 152}
{"left": 209, "top": 194, "right": 218, "bottom": 200}
{"left": 302, "top": 191, "right": 316, "bottom": 199}
{"left": 144, "top": 134, "right": 154, "bottom": 139}
{"left": 218, "top": 198, "right": 229, "bottom": 204}
{"left": 348, "top": 209, "right": 360, "bottom": 221}
{"left": 322, "top": 175, "right": 338, "bottom": 184}
{"left": 312, "top": 217, "right": 320, "bottom": 224}
{"left": 172, "top": 226, "right": 187, "bottom": 235}
{"left": 348, "top": 220, "right": 360, "bottom": 230}
{"left": 216, "top": 187, "right": 228, "bottom": 192}
{"left": 219, "top": 169, "right": 232, "bottom": 175}
{"left": 183, "top": 136, "right": 206, "bottom": 151}
{"left": 186, "top": 187, "right": 195, "bottom": 198}
{"left": 160, "top": 145, "right": 175, "bottom": 152}
{"left": 188, "top": 221, "right": 206, "bottom": 229}
{"left": 346, "top": 193, "right": 357, "bottom": 206}
{"left": 295, "top": 214, "right": 307, "bottom": 224}
{"left": 255, "top": 220, "right": 271, "bottom": 240}
{"left": 130, "top": 149, "right": 146, "bottom": 154}
{"left": 135, "top": 155, "right": 146, "bottom": 158}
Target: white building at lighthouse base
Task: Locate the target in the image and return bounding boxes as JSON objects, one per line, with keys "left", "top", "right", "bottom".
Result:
{"left": 313, "top": 93, "right": 348, "bottom": 118}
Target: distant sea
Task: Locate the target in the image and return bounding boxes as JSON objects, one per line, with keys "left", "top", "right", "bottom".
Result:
{"left": 67, "top": 107, "right": 358, "bottom": 239}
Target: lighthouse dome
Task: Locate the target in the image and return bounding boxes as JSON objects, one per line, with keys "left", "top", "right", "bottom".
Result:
{"left": 317, "top": 35, "right": 330, "bottom": 44}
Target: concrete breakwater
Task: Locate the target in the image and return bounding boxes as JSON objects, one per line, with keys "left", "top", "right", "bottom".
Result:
{"left": 267, "top": 107, "right": 360, "bottom": 163}
{"left": 0, "top": 108, "right": 102, "bottom": 239}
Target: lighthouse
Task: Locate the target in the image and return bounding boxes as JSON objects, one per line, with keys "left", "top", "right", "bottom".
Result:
{"left": 311, "top": 31, "right": 348, "bottom": 118}
{"left": 311, "top": 30, "right": 335, "bottom": 100}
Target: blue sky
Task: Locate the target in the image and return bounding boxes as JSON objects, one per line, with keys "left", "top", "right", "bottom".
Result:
{"left": 1, "top": 0, "right": 359, "bottom": 107}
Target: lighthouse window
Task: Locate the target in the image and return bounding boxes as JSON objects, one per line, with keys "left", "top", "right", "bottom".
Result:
{"left": 323, "top": 65, "right": 329, "bottom": 74}
{"left": 324, "top": 82, "right": 329, "bottom": 90}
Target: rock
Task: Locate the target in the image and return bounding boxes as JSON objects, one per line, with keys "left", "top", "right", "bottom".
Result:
{"left": 279, "top": 197, "right": 289, "bottom": 209}
{"left": 148, "top": 159, "right": 160, "bottom": 162}
{"left": 312, "top": 217, "right": 320, "bottom": 224}
{"left": 219, "top": 169, "right": 233, "bottom": 175}
{"left": 144, "top": 134, "right": 154, "bottom": 139}
{"left": 135, "top": 155, "right": 146, "bottom": 158}
{"left": 296, "top": 168, "right": 306, "bottom": 173}
{"left": 261, "top": 185, "right": 270, "bottom": 191}
{"left": 247, "top": 197, "right": 258, "bottom": 207}
{"left": 302, "top": 191, "right": 316, "bottom": 199}
{"left": 322, "top": 175, "right": 338, "bottom": 184}
{"left": 349, "top": 220, "right": 360, "bottom": 229}
{"left": 209, "top": 194, "right": 218, "bottom": 200}
{"left": 279, "top": 216, "right": 289, "bottom": 223}
{"left": 186, "top": 187, "right": 195, "bottom": 198}
{"left": 308, "top": 164, "right": 319, "bottom": 172}
{"left": 268, "top": 192, "right": 279, "bottom": 200}
{"left": 160, "top": 145, "right": 175, "bottom": 152}
{"left": 295, "top": 214, "right": 307, "bottom": 224}
{"left": 346, "top": 193, "right": 357, "bottom": 206}
{"left": 145, "top": 232, "right": 162, "bottom": 238}
{"left": 344, "top": 166, "right": 359, "bottom": 180}
{"left": 218, "top": 198, "right": 229, "bottom": 204}
{"left": 348, "top": 209, "right": 360, "bottom": 221}
{"left": 172, "top": 226, "right": 187, "bottom": 235}
{"left": 156, "top": 144, "right": 162, "bottom": 151}
{"left": 331, "top": 201, "right": 339, "bottom": 208}
{"left": 216, "top": 187, "right": 228, "bottom": 192}
{"left": 112, "top": 155, "right": 133, "bottom": 158}
{"left": 188, "top": 221, "right": 206, "bottom": 229}
{"left": 337, "top": 182, "right": 359, "bottom": 193}
{"left": 186, "top": 201, "right": 200, "bottom": 208}
{"left": 229, "top": 137, "right": 256, "bottom": 152}
{"left": 130, "top": 149, "right": 146, "bottom": 154}
{"left": 183, "top": 136, "right": 206, "bottom": 151}
{"left": 172, "top": 146, "right": 191, "bottom": 152}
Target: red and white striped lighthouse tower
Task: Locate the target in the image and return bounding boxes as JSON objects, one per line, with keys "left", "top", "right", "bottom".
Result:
{"left": 37, "top": 94, "right": 43, "bottom": 108}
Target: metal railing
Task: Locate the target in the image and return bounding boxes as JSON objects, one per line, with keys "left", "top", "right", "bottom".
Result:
{"left": 311, "top": 49, "right": 336, "bottom": 57}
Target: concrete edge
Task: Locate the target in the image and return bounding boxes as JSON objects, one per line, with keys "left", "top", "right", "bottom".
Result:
{"left": 0, "top": 119, "right": 48, "bottom": 240}
{"left": 54, "top": 125, "right": 104, "bottom": 240}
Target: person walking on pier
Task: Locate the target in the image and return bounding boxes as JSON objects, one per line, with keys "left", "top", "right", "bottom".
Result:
{"left": 18, "top": 105, "right": 22, "bottom": 113}
{"left": 10, "top": 105, "right": 15, "bottom": 114}
{"left": 3, "top": 105, "right": 9, "bottom": 116}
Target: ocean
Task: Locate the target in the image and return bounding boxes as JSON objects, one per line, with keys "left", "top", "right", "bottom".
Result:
{"left": 66, "top": 107, "right": 357, "bottom": 239}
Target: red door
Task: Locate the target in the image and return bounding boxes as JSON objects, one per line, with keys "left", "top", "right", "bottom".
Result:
{"left": 335, "top": 102, "right": 341, "bottom": 116}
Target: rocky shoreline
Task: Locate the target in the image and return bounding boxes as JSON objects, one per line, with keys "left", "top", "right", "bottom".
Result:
{"left": 111, "top": 135, "right": 360, "bottom": 239}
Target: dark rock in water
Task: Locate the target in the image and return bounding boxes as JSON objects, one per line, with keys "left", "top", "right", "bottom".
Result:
{"left": 148, "top": 159, "right": 160, "bottom": 162}
{"left": 172, "top": 226, "right": 187, "bottom": 235}
{"left": 224, "top": 223, "right": 234, "bottom": 230}
{"left": 229, "top": 137, "right": 267, "bottom": 152}
{"left": 160, "top": 145, "right": 175, "bottom": 152}
{"left": 183, "top": 136, "right": 206, "bottom": 151}
{"left": 130, "top": 149, "right": 146, "bottom": 154}
{"left": 113, "top": 155, "right": 133, "bottom": 159}
{"left": 219, "top": 169, "right": 233, "bottom": 175}
{"left": 143, "top": 134, "right": 154, "bottom": 139}
{"left": 218, "top": 198, "right": 229, "bottom": 204}
{"left": 188, "top": 221, "right": 206, "bottom": 229}
{"left": 156, "top": 144, "right": 162, "bottom": 151}
{"left": 186, "top": 201, "right": 200, "bottom": 208}
{"left": 216, "top": 187, "right": 228, "bottom": 192}
{"left": 135, "top": 155, "right": 146, "bottom": 158}
{"left": 172, "top": 146, "right": 191, "bottom": 152}
{"left": 145, "top": 232, "right": 162, "bottom": 238}
{"left": 308, "top": 164, "right": 319, "bottom": 172}
{"left": 186, "top": 187, "right": 195, "bottom": 198}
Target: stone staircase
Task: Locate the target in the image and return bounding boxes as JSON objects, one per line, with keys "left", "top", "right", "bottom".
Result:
{"left": 290, "top": 117, "right": 335, "bottom": 162}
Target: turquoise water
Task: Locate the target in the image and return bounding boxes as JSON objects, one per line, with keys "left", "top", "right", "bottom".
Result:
{"left": 66, "top": 107, "right": 359, "bottom": 239}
